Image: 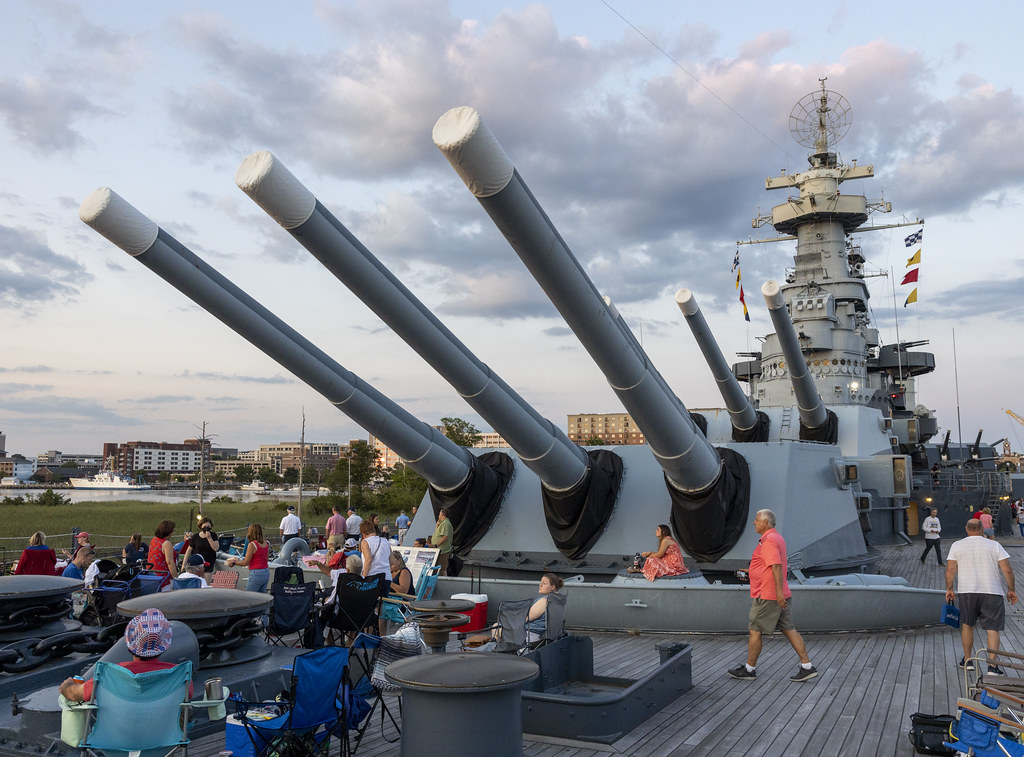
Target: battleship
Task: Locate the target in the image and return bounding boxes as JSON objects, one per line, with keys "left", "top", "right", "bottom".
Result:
{"left": 73, "top": 82, "right": 988, "bottom": 632}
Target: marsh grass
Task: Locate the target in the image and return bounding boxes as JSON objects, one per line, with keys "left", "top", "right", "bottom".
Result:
{"left": 0, "top": 495, "right": 310, "bottom": 569}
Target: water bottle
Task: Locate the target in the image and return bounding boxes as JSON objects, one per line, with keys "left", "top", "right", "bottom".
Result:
{"left": 633, "top": 552, "right": 641, "bottom": 568}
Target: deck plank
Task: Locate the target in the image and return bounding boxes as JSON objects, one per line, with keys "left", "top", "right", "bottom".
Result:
{"left": 178, "top": 537, "right": 1024, "bottom": 757}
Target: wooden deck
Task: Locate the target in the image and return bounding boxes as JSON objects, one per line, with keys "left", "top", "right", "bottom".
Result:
{"left": 191, "top": 535, "right": 1024, "bottom": 757}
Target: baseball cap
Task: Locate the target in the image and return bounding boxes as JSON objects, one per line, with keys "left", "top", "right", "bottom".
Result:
{"left": 76, "top": 532, "right": 90, "bottom": 540}
{"left": 125, "top": 608, "right": 172, "bottom": 658}
{"left": 287, "top": 505, "right": 296, "bottom": 511}
{"left": 186, "top": 554, "right": 206, "bottom": 567}
{"left": 344, "top": 537, "right": 357, "bottom": 549}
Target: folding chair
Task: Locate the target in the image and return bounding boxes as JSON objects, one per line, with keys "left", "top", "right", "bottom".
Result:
{"left": 171, "top": 576, "right": 202, "bottom": 590}
{"left": 530, "top": 591, "right": 567, "bottom": 649}
{"left": 946, "top": 694, "right": 1024, "bottom": 756}
{"left": 234, "top": 646, "right": 350, "bottom": 757}
{"left": 380, "top": 565, "right": 440, "bottom": 630}
{"left": 61, "top": 659, "right": 224, "bottom": 757}
{"left": 971, "top": 648, "right": 1024, "bottom": 698}
{"left": 461, "top": 592, "right": 568, "bottom": 654}
{"left": 321, "top": 574, "right": 387, "bottom": 647}
{"left": 210, "top": 571, "right": 240, "bottom": 589}
{"left": 348, "top": 629, "right": 424, "bottom": 751}
{"left": 265, "top": 581, "right": 317, "bottom": 647}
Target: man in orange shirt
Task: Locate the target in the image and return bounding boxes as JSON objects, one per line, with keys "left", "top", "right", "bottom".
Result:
{"left": 728, "top": 509, "right": 818, "bottom": 682}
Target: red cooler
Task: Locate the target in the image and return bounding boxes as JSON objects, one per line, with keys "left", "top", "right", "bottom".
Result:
{"left": 450, "top": 593, "right": 488, "bottom": 632}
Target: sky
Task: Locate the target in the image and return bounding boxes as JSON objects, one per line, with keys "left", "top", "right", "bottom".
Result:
{"left": 3, "top": 0, "right": 1024, "bottom": 459}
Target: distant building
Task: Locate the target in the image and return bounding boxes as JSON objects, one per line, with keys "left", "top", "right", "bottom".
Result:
{"left": 567, "top": 413, "right": 646, "bottom": 446}
{"left": 103, "top": 440, "right": 208, "bottom": 475}
{"left": 370, "top": 436, "right": 403, "bottom": 469}
{"left": 0, "top": 458, "right": 35, "bottom": 481}
{"left": 37, "top": 451, "right": 104, "bottom": 467}
{"left": 0, "top": 431, "right": 6, "bottom": 458}
{"left": 249, "top": 442, "right": 342, "bottom": 475}
{"left": 371, "top": 431, "right": 509, "bottom": 469}
{"left": 474, "top": 432, "right": 510, "bottom": 449}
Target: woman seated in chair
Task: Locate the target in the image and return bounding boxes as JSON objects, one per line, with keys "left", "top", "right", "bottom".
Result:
{"left": 121, "top": 533, "right": 148, "bottom": 567}
{"left": 465, "top": 573, "right": 564, "bottom": 646}
{"left": 631, "top": 524, "right": 688, "bottom": 581}
{"left": 14, "top": 532, "right": 57, "bottom": 575}
{"left": 388, "top": 552, "right": 413, "bottom": 596}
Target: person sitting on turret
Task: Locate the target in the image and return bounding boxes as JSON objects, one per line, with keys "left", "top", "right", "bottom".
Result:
{"left": 630, "top": 525, "right": 689, "bottom": 581}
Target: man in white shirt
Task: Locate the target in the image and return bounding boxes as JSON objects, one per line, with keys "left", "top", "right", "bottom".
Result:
{"left": 279, "top": 505, "right": 302, "bottom": 544}
{"left": 345, "top": 508, "right": 363, "bottom": 541}
{"left": 946, "top": 519, "right": 1018, "bottom": 672}
{"left": 920, "top": 508, "right": 943, "bottom": 565}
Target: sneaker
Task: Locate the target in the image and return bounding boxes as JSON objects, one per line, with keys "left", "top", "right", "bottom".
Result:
{"left": 959, "top": 657, "right": 976, "bottom": 671}
{"left": 790, "top": 666, "right": 819, "bottom": 682}
{"left": 989, "top": 665, "right": 1005, "bottom": 676}
{"left": 728, "top": 665, "right": 756, "bottom": 680}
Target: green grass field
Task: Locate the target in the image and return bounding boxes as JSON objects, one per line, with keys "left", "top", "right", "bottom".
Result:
{"left": 0, "top": 494, "right": 306, "bottom": 568}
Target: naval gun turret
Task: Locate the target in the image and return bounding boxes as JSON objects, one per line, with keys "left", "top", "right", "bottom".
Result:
{"left": 761, "top": 280, "right": 837, "bottom": 442}
{"left": 234, "top": 151, "right": 619, "bottom": 560}
{"left": 78, "top": 188, "right": 509, "bottom": 549}
{"left": 674, "top": 289, "right": 768, "bottom": 443}
{"left": 433, "top": 106, "right": 756, "bottom": 563}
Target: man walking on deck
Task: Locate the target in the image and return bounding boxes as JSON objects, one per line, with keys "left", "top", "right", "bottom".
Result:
{"left": 946, "top": 518, "right": 1017, "bottom": 672}
{"left": 729, "top": 509, "right": 818, "bottom": 683}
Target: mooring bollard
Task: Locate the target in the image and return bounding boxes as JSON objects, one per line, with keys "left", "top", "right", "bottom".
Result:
{"left": 385, "top": 652, "right": 539, "bottom": 757}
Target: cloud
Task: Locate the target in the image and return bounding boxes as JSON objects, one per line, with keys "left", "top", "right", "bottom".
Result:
{"left": 0, "top": 365, "right": 54, "bottom": 373}
{"left": 0, "top": 382, "right": 54, "bottom": 392}
{"left": 128, "top": 395, "right": 196, "bottom": 404}
{"left": 0, "top": 225, "right": 91, "bottom": 313}
{"left": 178, "top": 370, "right": 295, "bottom": 384}
{"left": 0, "top": 74, "right": 105, "bottom": 153}
{"left": 4, "top": 394, "right": 140, "bottom": 424}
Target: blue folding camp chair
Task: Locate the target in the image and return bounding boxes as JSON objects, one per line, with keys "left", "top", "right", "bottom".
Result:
{"left": 171, "top": 576, "right": 202, "bottom": 590}
{"left": 379, "top": 565, "right": 440, "bottom": 629}
{"left": 68, "top": 660, "right": 197, "bottom": 757}
{"left": 234, "top": 646, "right": 350, "bottom": 757}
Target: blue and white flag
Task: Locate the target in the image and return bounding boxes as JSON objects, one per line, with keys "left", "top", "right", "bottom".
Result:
{"left": 731, "top": 250, "right": 740, "bottom": 273}
{"left": 904, "top": 229, "right": 923, "bottom": 247}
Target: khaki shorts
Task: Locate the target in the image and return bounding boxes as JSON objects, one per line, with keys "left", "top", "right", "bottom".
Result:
{"left": 749, "top": 597, "right": 796, "bottom": 633}
{"left": 326, "top": 534, "right": 345, "bottom": 551}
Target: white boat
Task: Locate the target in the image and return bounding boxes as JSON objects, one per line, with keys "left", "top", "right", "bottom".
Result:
{"left": 68, "top": 470, "right": 151, "bottom": 490}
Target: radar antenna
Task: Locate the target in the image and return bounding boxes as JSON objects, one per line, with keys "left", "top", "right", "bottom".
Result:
{"left": 789, "top": 77, "right": 851, "bottom": 154}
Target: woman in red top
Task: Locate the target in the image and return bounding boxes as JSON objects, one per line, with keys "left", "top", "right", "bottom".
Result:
{"left": 227, "top": 523, "right": 271, "bottom": 593}
{"left": 14, "top": 532, "right": 58, "bottom": 576}
{"left": 149, "top": 520, "right": 180, "bottom": 589}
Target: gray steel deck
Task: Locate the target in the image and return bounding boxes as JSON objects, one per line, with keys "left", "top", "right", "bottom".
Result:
{"left": 188, "top": 536, "right": 1024, "bottom": 756}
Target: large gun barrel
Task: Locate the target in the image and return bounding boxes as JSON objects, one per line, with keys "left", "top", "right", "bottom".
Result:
{"left": 761, "top": 280, "right": 832, "bottom": 438}
{"left": 234, "top": 151, "right": 589, "bottom": 492}
{"left": 433, "top": 106, "right": 721, "bottom": 495}
{"left": 78, "top": 187, "right": 473, "bottom": 491}
{"left": 675, "top": 289, "right": 766, "bottom": 441}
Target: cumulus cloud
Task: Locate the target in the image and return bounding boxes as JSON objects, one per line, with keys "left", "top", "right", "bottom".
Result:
{"left": 0, "top": 225, "right": 91, "bottom": 313}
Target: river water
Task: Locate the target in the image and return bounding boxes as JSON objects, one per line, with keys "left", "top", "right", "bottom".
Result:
{"left": 0, "top": 488, "right": 303, "bottom": 505}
